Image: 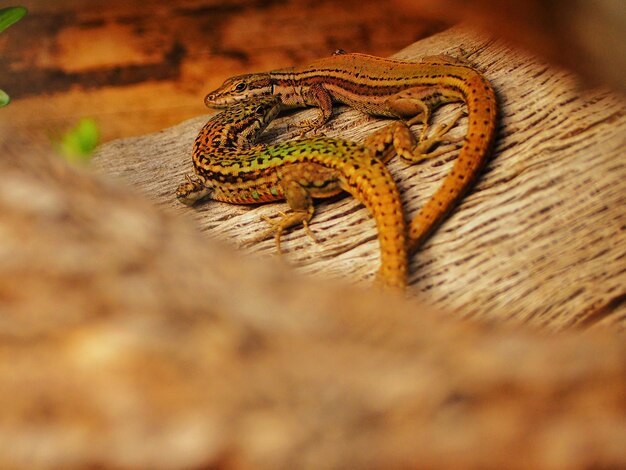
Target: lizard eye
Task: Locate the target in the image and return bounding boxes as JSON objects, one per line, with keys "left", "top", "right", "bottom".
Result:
{"left": 234, "top": 82, "right": 247, "bottom": 92}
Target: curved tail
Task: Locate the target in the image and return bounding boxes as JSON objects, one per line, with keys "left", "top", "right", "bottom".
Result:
{"left": 408, "top": 69, "right": 497, "bottom": 252}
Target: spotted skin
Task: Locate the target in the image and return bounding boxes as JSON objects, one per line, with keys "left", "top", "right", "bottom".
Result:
{"left": 177, "top": 97, "right": 408, "bottom": 290}
{"left": 205, "top": 52, "right": 497, "bottom": 252}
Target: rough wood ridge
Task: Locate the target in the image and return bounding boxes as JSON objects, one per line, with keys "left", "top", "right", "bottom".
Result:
{"left": 95, "top": 28, "right": 626, "bottom": 330}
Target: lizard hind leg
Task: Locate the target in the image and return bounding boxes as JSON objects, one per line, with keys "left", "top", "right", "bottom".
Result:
{"left": 364, "top": 110, "right": 465, "bottom": 167}
{"left": 419, "top": 53, "right": 471, "bottom": 66}
{"left": 385, "top": 86, "right": 466, "bottom": 164}
{"left": 385, "top": 85, "right": 462, "bottom": 141}
{"left": 409, "top": 108, "right": 466, "bottom": 163}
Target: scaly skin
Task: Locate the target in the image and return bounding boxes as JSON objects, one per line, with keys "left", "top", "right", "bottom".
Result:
{"left": 204, "top": 52, "right": 497, "bottom": 251}
{"left": 177, "top": 97, "right": 408, "bottom": 290}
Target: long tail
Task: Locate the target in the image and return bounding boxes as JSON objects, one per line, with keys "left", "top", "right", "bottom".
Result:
{"left": 408, "top": 69, "right": 497, "bottom": 252}
{"left": 341, "top": 157, "right": 408, "bottom": 290}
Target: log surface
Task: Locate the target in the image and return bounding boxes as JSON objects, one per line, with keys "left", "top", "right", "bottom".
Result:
{"left": 95, "top": 28, "right": 626, "bottom": 331}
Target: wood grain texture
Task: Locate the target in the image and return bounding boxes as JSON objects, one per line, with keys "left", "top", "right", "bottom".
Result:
{"left": 94, "top": 27, "right": 626, "bottom": 331}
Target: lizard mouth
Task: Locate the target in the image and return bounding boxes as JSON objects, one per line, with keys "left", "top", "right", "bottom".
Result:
{"left": 204, "top": 93, "right": 227, "bottom": 108}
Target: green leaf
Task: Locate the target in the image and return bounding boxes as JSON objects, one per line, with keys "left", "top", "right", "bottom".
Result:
{"left": 0, "top": 6, "right": 28, "bottom": 34}
{"left": 0, "top": 7, "right": 26, "bottom": 107}
{"left": 0, "top": 89, "right": 9, "bottom": 107}
{"left": 55, "top": 118, "right": 100, "bottom": 164}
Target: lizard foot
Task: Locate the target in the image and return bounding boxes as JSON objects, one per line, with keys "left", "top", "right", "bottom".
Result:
{"left": 243, "top": 210, "right": 316, "bottom": 254}
{"left": 408, "top": 109, "right": 466, "bottom": 163}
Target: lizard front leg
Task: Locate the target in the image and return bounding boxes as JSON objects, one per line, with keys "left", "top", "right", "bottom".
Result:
{"left": 255, "top": 205, "right": 316, "bottom": 255}
{"left": 246, "top": 172, "right": 316, "bottom": 253}
{"left": 176, "top": 174, "right": 211, "bottom": 205}
{"left": 296, "top": 84, "right": 334, "bottom": 135}
{"left": 248, "top": 163, "right": 343, "bottom": 253}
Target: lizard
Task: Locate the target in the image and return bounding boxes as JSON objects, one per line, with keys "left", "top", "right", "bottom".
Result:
{"left": 203, "top": 52, "right": 497, "bottom": 251}
{"left": 176, "top": 96, "right": 409, "bottom": 290}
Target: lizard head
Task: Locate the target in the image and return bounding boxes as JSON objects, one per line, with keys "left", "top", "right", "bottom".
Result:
{"left": 204, "top": 73, "right": 274, "bottom": 109}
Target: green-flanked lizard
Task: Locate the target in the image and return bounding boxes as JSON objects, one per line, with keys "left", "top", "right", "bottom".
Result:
{"left": 177, "top": 96, "right": 409, "bottom": 290}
